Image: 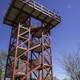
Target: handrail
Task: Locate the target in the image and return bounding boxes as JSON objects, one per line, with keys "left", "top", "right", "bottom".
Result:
{"left": 21, "top": 0, "right": 61, "bottom": 21}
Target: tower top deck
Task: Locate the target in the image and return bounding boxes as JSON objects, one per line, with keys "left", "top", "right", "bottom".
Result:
{"left": 4, "top": 0, "right": 61, "bottom": 27}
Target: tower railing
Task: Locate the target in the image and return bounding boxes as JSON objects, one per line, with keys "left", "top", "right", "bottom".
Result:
{"left": 21, "top": 0, "right": 60, "bottom": 19}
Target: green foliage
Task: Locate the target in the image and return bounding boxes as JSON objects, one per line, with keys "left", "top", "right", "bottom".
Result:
{"left": 0, "top": 50, "right": 7, "bottom": 79}
{"left": 63, "top": 79, "right": 67, "bottom": 80}
{"left": 0, "top": 68, "right": 2, "bottom": 79}
{"left": 77, "top": 71, "right": 80, "bottom": 79}
{"left": 0, "top": 51, "right": 7, "bottom": 67}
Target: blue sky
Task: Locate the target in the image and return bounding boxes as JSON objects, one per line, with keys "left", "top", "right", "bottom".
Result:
{"left": 0, "top": 0, "right": 80, "bottom": 80}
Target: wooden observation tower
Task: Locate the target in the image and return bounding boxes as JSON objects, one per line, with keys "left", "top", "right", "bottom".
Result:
{"left": 3, "top": 0, "right": 61, "bottom": 80}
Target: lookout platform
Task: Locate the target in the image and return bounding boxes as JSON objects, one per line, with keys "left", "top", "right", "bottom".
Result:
{"left": 4, "top": 0, "right": 60, "bottom": 28}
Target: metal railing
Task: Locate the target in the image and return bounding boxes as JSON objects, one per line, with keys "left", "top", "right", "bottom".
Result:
{"left": 21, "top": 0, "right": 61, "bottom": 21}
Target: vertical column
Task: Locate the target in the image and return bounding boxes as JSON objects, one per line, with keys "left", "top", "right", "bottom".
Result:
{"left": 12, "top": 24, "right": 20, "bottom": 80}
{"left": 49, "top": 32, "right": 53, "bottom": 80}
{"left": 27, "top": 27, "right": 31, "bottom": 80}
{"left": 42, "top": 32, "right": 44, "bottom": 80}
{"left": 4, "top": 27, "right": 14, "bottom": 80}
{"left": 42, "top": 32, "right": 53, "bottom": 80}
{"left": 38, "top": 52, "right": 40, "bottom": 80}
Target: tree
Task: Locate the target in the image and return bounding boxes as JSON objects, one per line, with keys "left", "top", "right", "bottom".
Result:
{"left": 53, "top": 76, "right": 59, "bottom": 80}
{"left": 61, "top": 49, "right": 80, "bottom": 80}
{"left": 0, "top": 51, "right": 7, "bottom": 79}
{"left": 63, "top": 79, "right": 67, "bottom": 80}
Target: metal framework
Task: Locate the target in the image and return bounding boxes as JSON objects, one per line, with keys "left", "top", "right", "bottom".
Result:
{"left": 3, "top": 0, "right": 61, "bottom": 80}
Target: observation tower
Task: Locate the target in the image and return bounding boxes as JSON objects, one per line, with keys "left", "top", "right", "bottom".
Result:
{"left": 3, "top": 0, "right": 61, "bottom": 80}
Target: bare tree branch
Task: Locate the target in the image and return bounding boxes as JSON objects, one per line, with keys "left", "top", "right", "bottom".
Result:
{"left": 60, "top": 49, "right": 80, "bottom": 80}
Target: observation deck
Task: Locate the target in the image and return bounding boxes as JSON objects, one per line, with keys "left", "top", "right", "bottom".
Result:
{"left": 4, "top": 0, "right": 61, "bottom": 27}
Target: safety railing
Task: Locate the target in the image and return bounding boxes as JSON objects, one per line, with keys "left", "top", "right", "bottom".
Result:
{"left": 21, "top": 0, "right": 61, "bottom": 21}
